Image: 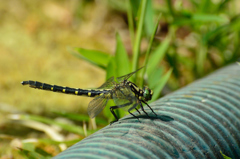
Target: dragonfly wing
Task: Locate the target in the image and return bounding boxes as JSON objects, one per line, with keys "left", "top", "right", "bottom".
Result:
{"left": 87, "top": 94, "right": 110, "bottom": 118}
{"left": 116, "top": 67, "right": 144, "bottom": 83}
{"left": 97, "top": 76, "right": 116, "bottom": 89}
{"left": 112, "top": 85, "right": 138, "bottom": 111}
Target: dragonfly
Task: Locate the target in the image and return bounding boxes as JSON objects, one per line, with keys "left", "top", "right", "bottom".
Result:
{"left": 21, "top": 67, "right": 157, "bottom": 123}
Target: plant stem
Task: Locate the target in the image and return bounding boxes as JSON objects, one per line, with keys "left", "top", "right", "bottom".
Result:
{"left": 132, "top": 0, "right": 147, "bottom": 81}
{"left": 126, "top": 0, "right": 135, "bottom": 48}
{"left": 140, "top": 14, "right": 162, "bottom": 87}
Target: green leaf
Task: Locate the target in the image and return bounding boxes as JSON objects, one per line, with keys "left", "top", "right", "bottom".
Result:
{"left": 173, "top": 13, "right": 227, "bottom": 26}
{"left": 166, "top": 0, "right": 175, "bottom": 17}
{"left": 143, "top": 14, "right": 162, "bottom": 66}
{"left": 115, "top": 33, "right": 131, "bottom": 77}
{"left": 144, "top": 0, "right": 154, "bottom": 36}
{"left": 18, "top": 148, "right": 46, "bottom": 159}
{"left": 140, "top": 14, "right": 162, "bottom": 87}
{"left": 196, "top": 42, "right": 208, "bottom": 76}
{"left": 198, "top": 0, "right": 212, "bottom": 13}
{"left": 151, "top": 68, "right": 172, "bottom": 101}
{"left": 35, "top": 147, "right": 53, "bottom": 158}
{"left": 147, "top": 35, "right": 171, "bottom": 76}
{"left": 39, "top": 138, "right": 81, "bottom": 146}
{"left": 129, "top": 0, "right": 141, "bottom": 19}
{"left": 126, "top": 0, "right": 135, "bottom": 46}
{"left": 220, "top": 151, "right": 232, "bottom": 159}
{"left": 18, "top": 144, "right": 52, "bottom": 159}
{"left": 132, "top": 0, "right": 147, "bottom": 74}
{"left": 192, "top": 14, "right": 227, "bottom": 23}
{"left": 70, "top": 47, "right": 111, "bottom": 69}
{"left": 106, "top": 57, "right": 117, "bottom": 80}
{"left": 148, "top": 67, "right": 164, "bottom": 88}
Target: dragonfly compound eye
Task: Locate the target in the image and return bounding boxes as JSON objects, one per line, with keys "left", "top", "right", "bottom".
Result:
{"left": 143, "top": 86, "right": 152, "bottom": 101}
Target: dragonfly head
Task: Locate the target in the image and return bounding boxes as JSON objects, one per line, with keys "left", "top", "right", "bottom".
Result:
{"left": 142, "top": 86, "right": 153, "bottom": 101}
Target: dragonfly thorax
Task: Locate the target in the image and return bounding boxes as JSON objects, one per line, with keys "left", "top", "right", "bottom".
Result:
{"left": 142, "top": 86, "right": 153, "bottom": 101}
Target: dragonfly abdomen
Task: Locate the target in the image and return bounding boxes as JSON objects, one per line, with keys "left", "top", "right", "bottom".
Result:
{"left": 21, "top": 80, "right": 110, "bottom": 97}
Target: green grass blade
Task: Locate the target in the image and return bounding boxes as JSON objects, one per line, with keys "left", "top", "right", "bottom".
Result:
{"left": 126, "top": 0, "right": 135, "bottom": 46}
{"left": 148, "top": 67, "right": 164, "bottom": 89}
{"left": 132, "top": 0, "right": 147, "bottom": 75}
{"left": 35, "top": 147, "right": 53, "bottom": 158}
{"left": 196, "top": 41, "right": 208, "bottom": 76}
{"left": 69, "top": 47, "right": 111, "bottom": 69}
{"left": 18, "top": 147, "right": 48, "bottom": 159}
{"left": 39, "top": 138, "right": 82, "bottom": 146}
{"left": 115, "top": 33, "right": 131, "bottom": 76}
{"left": 165, "top": 0, "right": 175, "bottom": 18}
{"left": 129, "top": 0, "right": 141, "bottom": 21}
{"left": 192, "top": 14, "right": 227, "bottom": 23}
{"left": 147, "top": 33, "right": 171, "bottom": 76}
{"left": 106, "top": 57, "right": 117, "bottom": 79}
{"left": 140, "top": 14, "right": 162, "bottom": 87}
{"left": 151, "top": 68, "right": 172, "bottom": 101}
{"left": 198, "top": 0, "right": 210, "bottom": 13}
{"left": 220, "top": 151, "right": 232, "bottom": 159}
{"left": 144, "top": 0, "right": 154, "bottom": 37}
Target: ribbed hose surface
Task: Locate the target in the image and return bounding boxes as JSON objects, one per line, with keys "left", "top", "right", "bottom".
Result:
{"left": 53, "top": 64, "right": 240, "bottom": 159}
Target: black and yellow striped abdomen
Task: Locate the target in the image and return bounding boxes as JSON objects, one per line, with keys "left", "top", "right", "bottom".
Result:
{"left": 21, "top": 80, "right": 110, "bottom": 97}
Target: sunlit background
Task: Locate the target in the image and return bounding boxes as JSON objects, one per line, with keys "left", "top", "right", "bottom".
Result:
{"left": 0, "top": 1, "right": 128, "bottom": 114}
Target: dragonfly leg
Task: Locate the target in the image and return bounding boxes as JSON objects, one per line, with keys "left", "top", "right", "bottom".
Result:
{"left": 109, "top": 106, "right": 119, "bottom": 124}
{"left": 135, "top": 108, "right": 141, "bottom": 114}
{"left": 142, "top": 101, "right": 157, "bottom": 116}
{"left": 128, "top": 104, "right": 140, "bottom": 122}
{"left": 139, "top": 101, "right": 150, "bottom": 117}
{"left": 109, "top": 101, "right": 132, "bottom": 124}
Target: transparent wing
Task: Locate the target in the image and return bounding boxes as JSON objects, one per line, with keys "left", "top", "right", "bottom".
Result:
{"left": 116, "top": 67, "right": 144, "bottom": 83}
{"left": 87, "top": 94, "right": 110, "bottom": 118}
{"left": 97, "top": 76, "right": 116, "bottom": 89}
{"left": 112, "top": 85, "right": 138, "bottom": 111}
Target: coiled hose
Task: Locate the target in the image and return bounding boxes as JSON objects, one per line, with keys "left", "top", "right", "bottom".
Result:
{"left": 53, "top": 63, "right": 240, "bottom": 159}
